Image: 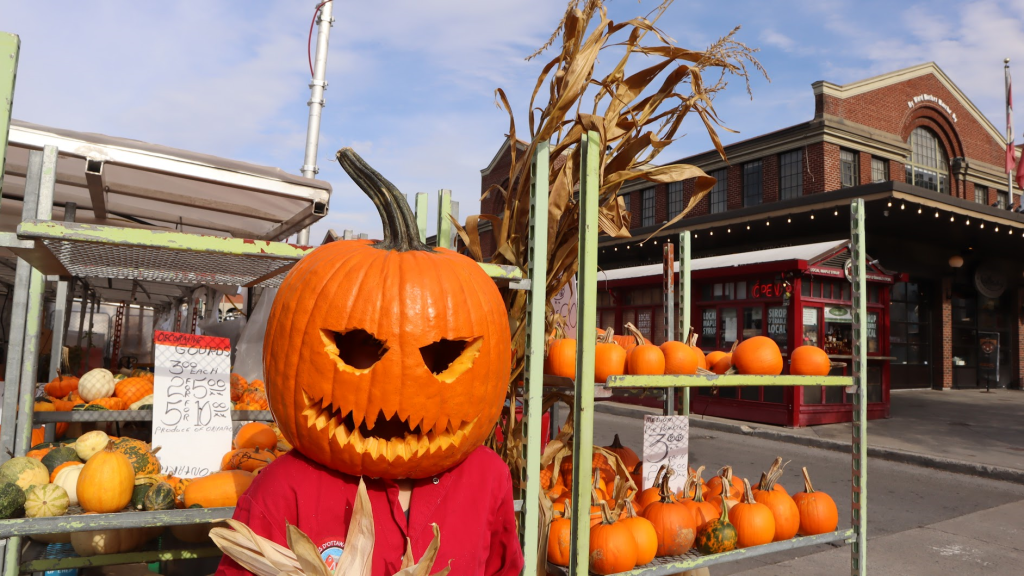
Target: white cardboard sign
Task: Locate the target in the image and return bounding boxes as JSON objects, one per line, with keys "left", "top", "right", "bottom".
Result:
{"left": 642, "top": 415, "right": 689, "bottom": 493}
{"left": 552, "top": 276, "right": 578, "bottom": 337}
{"left": 152, "top": 331, "right": 233, "bottom": 478}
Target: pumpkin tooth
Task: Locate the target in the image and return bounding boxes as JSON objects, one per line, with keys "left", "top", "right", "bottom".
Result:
{"left": 426, "top": 430, "right": 441, "bottom": 454}
{"left": 416, "top": 434, "right": 430, "bottom": 456}
{"left": 438, "top": 433, "right": 453, "bottom": 451}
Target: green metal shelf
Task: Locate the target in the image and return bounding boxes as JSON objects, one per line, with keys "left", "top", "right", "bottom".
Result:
{"left": 34, "top": 410, "right": 274, "bottom": 423}
{"left": 547, "top": 529, "right": 854, "bottom": 576}
{"left": 20, "top": 546, "right": 221, "bottom": 573}
{"left": 0, "top": 507, "right": 233, "bottom": 538}
{"left": 605, "top": 374, "right": 854, "bottom": 388}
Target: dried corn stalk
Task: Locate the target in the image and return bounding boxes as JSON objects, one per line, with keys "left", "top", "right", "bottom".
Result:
{"left": 461, "top": 0, "right": 766, "bottom": 488}
{"left": 210, "top": 478, "right": 450, "bottom": 576}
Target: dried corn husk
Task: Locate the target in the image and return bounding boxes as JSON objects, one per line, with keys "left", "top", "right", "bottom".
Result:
{"left": 210, "top": 478, "right": 450, "bottom": 576}
{"left": 469, "top": 0, "right": 766, "bottom": 491}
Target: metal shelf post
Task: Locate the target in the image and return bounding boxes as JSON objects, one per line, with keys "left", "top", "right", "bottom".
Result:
{"left": 850, "top": 199, "right": 868, "bottom": 574}
{"left": 663, "top": 242, "right": 675, "bottom": 415}
{"left": 679, "top": 231, "right": 691, "bottom": 415}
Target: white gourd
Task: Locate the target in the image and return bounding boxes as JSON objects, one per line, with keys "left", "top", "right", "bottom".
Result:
{"left": 78, "top": 369, "right": 115, "bottom": 402}
{"left": 53, "top": 463, "right": 84, "bottom": 506}
{"left": 74, "top": 431, "right": 110, "bottom": 461}
{"left": 129, "top": 395, "right": 154, "bottom": 410}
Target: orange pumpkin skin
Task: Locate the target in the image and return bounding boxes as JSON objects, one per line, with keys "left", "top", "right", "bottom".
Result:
{"left": 790, "top": 346, "right": 831, "bottom": 376}
{"left": 220, "top": 448, "right": 276, "bottom": 472}
{"left": 547, "top": 339, "right": 577, "bottom": 380}
{"left": 589, "top": 517, "right": 638, "bottom": 574}
{"left": 628, "top": 345, "right": 666, "bottom": 375}
{"left": 728, "top": 479, "right": 775, "bottom": 548}
{"left": 595, "top": 329, "right": 627, "bottom": 382}
{"left": 711, "top": 354, "right": 732, "bottom": 374}
{"left": 183, "top": 470, "right": 255, "bottom": 508}
{"left": 44, "top": 376, "right": 79, "bottom": 399}
{"left": 753, "top": 488, "right": 800, "bottom": 541}
{"left": 88, "top": 397, "right": 125, "bottom": 410}
{"left": 792, "top": 467, "right": 838, "bottom": 535}
{"left": 230, "top": 374, "right": 249, "bottom": 402}
{"left": 620, "top": 501, "right": 657, "bottom": 566}
{"left": 263, "top": 149, "right": 511, "bottom": 480}
{"left": 705, "top": 466, "right": 744, "bottom": 502}
{"left": 661, "top": 341, "right": 699, "bottom": 375}
{"left": 733, "top": 336, "right": 783, "bottom": 376}
{"left": 692, "top": 346, "right": 708, "bottom": 370}
{"left": 679, "top": 468, "right": 719, "bottom": 532}
{"left": 114, "top": 377, "right": 154, "bottom": 406}
{"left": 77, "top": 442, "right": 134, "bottom": 513}
{"left": 234, "top": 422, "right": 277, "bottom": 450}
{"left": 604, "top": 434, "right": 640, "bottom": 471}
{"left": 705, "top": 351, "right": 728, "bottom": 368}
{"left": 547, "top": 514, "right": 572, "bottom": 566}
{"left": 641, "top": 473, "right": 696, "bottom": 556}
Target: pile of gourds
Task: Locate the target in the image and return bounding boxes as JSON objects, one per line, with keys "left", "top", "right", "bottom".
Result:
{"left": 547, "top": 325, "right": 836, "bottom": 381}
{"left": 545, "top": 453, "right": 840, "bottom": 573}
{"left": 230, "top": 374, "right": 269, "bottom": 410}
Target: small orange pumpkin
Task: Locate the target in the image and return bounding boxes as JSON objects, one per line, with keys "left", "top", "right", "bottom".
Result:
{"left": 661, "top": 341, "right": 699, "bottom": 375}
{"left": 590, "top": 502, "right": 638, "bottom": 574}
{"left": 604, "top": 434, "right": 640, "bottom": 471}
{"left": 77, "top": 441, "right": 134, "bottom": 513}
{"left": 792, "top": 467, "right": 838, "bottom": 535}
{"left": 234, "top": 422, "right": 278, "bottom": 450}
{"left": 230, "top": 374, "right": 249, "bottom": 402}
{"left": 547, "top": 338, "right": 577, "bottom": 380}
{"left": 732, "top": 336, "right": 783, "bottom": 375}
{"left": 547, "top": 503, "right": 572, "bottom": 566}
{"left": 183, "top": 470, "right": 256, "bottom": 508}
{"left": 678, "top": 466, "right": 720, "bottom": 532}
{"left": 625, "top": 324, "right": 665, "bottom": 376}
{"left": 220, "top": 447, "right": 276, "bottom": 472}
{"left": 114, "top": 377, "right": 154, "bottom": 406}
{"left": 595, "top": 328, "right": 627, "bottom": 383}
{"left": 641, "top": 469, "right": 696, "bottom": 556}
{"left": 620, "top": 499, "right": 657, "bottom": 566}
{"left": 88, "top": 397, "right": 125, "bottom": 411}
{"left": 44, "top": 376, "right": 79, "bottom": 399}
{"left": 705, "top": 465, "right": 744, "bottom": 501}
{"left": 790, "top": 345, "right": 832, "bottom": 376}
{"left": 237, "top": 388, "right": 268, "bottom": 410}
{"left": 729, "top": 478, "right": 776, "bottom": 547}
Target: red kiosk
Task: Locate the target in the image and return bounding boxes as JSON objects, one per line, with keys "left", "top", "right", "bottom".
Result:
{"left": 597, "top": 240, "right": 899, "bottom": 426}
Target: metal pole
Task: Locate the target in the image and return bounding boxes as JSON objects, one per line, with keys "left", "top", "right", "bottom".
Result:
{"left": 436, "top": 190, "right": 452, "bottom": 249}
{"left": 850, "top": 199, "right": 868, "bottom": 575}
{"left": 48, "top": 203, "right": 76, "bottom": 381}
{"left": 75, "top": 281, "right": 88, "bottom": 347}
{"left": 0, "top": 150, "right": 42, "bottom": 462}
{"left": 680, "top": 231, "right": 692, "bottom": 415}
{"left": 16, "top": 145, "right": 57, "bottom": 456}
{"left": 520, "top": 141, "right": 549, "bottom": 575}
{"left": 296, "top": 0, "right": 334, "bottom": 246}
{"left": 415, "top": 193, "right": 429, "bottom": 243}
{"left": 568, "top": 131, "right": 599, "bottom": 575}
{"left": 1007, "top": 59, "right": 1015, "bottom": 207}
{"left": 664, "top": 242, "right": 675, "bottom": 415}
{"left": 0, "top": 32, "right": 20, "bottom": 200}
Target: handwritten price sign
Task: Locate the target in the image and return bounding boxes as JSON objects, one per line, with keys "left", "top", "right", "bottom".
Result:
{"left": 642, "top": 415, "right": 689, "bottom": 493}
{"left": 152, "top": 331, "right": 233, "bottom": 478}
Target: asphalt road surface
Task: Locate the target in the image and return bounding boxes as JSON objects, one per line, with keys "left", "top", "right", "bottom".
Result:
{"left": 592, "top": 411, "right": 1024, "bottom": 575}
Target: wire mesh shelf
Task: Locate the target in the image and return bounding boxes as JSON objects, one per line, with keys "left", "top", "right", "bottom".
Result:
{"left": 34, "top": 410, "right": 274, "bottom": 423}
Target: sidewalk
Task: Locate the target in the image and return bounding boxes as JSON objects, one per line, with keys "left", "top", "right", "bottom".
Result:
{"left": 595, "top": 387, "right": 1024, "bottom": 483}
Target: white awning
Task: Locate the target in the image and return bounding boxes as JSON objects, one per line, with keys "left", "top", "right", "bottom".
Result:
{"left": 3, "top": 120, "right": 331, "bottom": 240}
{"left": 598, "top": 240, "right": 848, "bottom": 282}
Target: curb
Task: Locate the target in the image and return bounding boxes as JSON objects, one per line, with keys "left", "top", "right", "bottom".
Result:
{"left": 593, "top": 402, "right": 1024, "bottom": 485}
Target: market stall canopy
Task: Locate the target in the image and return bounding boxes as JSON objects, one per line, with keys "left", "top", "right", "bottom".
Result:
{"left": 2, "top": 119, "right": 331, "bottom": 240}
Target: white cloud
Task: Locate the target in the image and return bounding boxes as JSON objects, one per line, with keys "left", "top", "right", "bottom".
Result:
{"left": 760, "top": 29, "right": 796, "bottom": 52}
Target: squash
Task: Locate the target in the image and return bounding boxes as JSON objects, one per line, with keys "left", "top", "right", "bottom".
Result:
{"left": 44, "top": 375, "right": 79, "bottom": 399}
{"left": 0, "top": 482, "right": 26, "bottom": 519}
{"left": 34, "top": 399, "right": 56, "bottom": 413}
{"left": 661, "top": 340, "right": 700, "bottom": 375}
{"left": 792, "top": 467, "right": 838, "bottom": 536}
{"left": 547, "top": 504, "right": 572, "bottom": 566}
{"left": 0, "top": 457, "right": 49, "bottom": 491}
{"left": 129, "top": 395, "right": 154, "bottom": 411}
{"left": 40, "top": 446, "right": 80, "bottom": 475}
{"left": 130, "top": 484, "right": 151, "bottom": 511}
{"left": 74, "top": 430, "right": 111, "bottom": 462}
{"left": 732, "top": 336, "right": 783, "bottom": 375}
{"left": 620, "top": 500, "right": 657, "bottom": 566}
{"left": 594, "top": 328, "right": 628, "bottom": 383}
{"left": 641, "top": 469, "right": 696, "bottom": 556}
{"left": 77, "top": 441, "right": 135, "bottom": 513}
{"left": 589, "top": 502, "right": 637, "bottom": 574}
{"left": 88, "top": 397, "right": 125, "bottom": 411}
{"left": 24, "top": 483, "right": 69, "bottom": 518}
{"left": 70, "top": 516, "right": 162, "bottom": 556}
{"left": 679, "top": 467, "right": 719, "bottom": 533}
{"left": 695, "top": 497, "right": 738, "bottom": 554}
{"left": 114, "top": 377, "right": 154, "bottom": 406}
{"left": 790, "top": 346, "right": 831, "bottom": 376}
{"left": 183, "top": 470, "right": 255, "bottom": 508}
{"left": 111, "top": 437, "right": 161, "bottom": 475}
{"left": 220, "top": 448, "right": 276, "bottom": 473}
{"left": 78, "top": 368, "right": 116, "bottom": 402}
{"left": 170, "top": 522, "right": 221, "bottom": 544}
{"left": 49, "top": 461, "right": 83, "bottom": 483}
{"left": 143, "top": 482, "right": 176, "bottom": 511}
{"left": 604, "top": 434, "right": 640, "bottom": 471}
{"left": 546, "top": 338, "right": 577, "bottom": 380}
{"left": 624, "top": 323, "right": 666, "bottom": 376}
{"left": 53, "top": 463, "right": 84, "bottom": 507}
{"left": 72, "top": 404, "right": 107, "bottom": 411}
{"left": 728, "top": 478, "right": 775, "bottom": 548}
{"left": 752, "top": 458, "right": 799, "bottom": 541}
{"left": 233, "top": 422, "right": 277, "bottom": 451}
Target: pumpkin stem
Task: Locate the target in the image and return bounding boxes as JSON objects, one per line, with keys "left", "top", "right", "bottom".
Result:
{"left": 658, "top": 468, "right": 676, "bottom": 503}
{"left": 624, "top": 499, "right": 639, "bottom": 519}
{"left": 801, "top": 466, "right": 816, "bottom": 493}
{"left": 336, "top": 148, "right": 432, "bottom": 253}
{"left": 741, "top": 478, "right": 756, "bottom": 504}
{"left": 718, "top": 494, "right": 731, "bottom": 520}
{"left": 692, "top": 465, "right": 707, "bottom": 503}
{"left": 609, "top": 434, "right": 624, "bottom": 449}
{"left": 624, "top": 322, "right": 646, "bottom": 346}
{"left": 599, "top": 500, "right": 616, "bottom": 524}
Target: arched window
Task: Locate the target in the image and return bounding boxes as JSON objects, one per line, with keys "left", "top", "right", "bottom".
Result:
{"left": 905, "top": 127, "right": 950, "bottom": 194}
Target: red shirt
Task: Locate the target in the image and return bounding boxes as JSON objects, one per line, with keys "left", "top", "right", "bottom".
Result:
{"left": 215, "top": 447, "right": 523, "bottom": 576}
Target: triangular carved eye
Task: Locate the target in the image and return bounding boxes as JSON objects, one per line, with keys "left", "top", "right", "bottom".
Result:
{"left": 420, "top": 338, "right": 483, "bottom": 383}
{"left": 320, "top": 329, "right": 388, "bottom": 374}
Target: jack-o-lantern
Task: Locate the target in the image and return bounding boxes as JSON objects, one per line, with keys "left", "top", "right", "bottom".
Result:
{"left": 263, "top": 148, "right": 511, "bottom": 479}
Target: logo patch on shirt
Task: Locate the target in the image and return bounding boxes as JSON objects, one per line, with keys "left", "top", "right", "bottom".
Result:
{"left": 318, "top": 539, "right": 345, "bottom": 570}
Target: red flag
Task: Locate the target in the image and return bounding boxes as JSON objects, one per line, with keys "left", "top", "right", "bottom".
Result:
{"left": 1017, "top": 145, "right": 1024, "bottom": 188}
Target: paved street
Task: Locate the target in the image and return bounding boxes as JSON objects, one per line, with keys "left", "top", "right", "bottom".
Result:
{"left": 593, "top": 411, "right": 1024, "bottom": 575}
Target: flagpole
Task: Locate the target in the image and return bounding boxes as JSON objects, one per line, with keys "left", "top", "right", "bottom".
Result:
{"left": 1007, "top": 58, "right": 1014, "bottom": 207}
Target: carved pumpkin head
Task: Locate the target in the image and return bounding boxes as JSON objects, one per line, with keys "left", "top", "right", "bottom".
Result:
{"left": 263, "top": 148, "right": 511, "bottom": 479}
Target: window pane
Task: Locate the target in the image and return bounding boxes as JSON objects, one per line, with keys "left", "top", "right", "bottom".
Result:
{"left": 710, "top": 169, "right": 728, "bottom": 213}
{"left": 997, "top": 190, "right": 1008, "bottom": 209}
{"left": 743, "top": 160, "right": 763, "bottom": 207}
{"left": 622, "top": 193, "right": 631, "bottom": 213}
{"left": 720, "top": 308, "right": 738, "bottom": 348}
{"left": 642, "top": 188, "right": 656, "bottom": 227}
{"left": 867, "top": 312, "right": 880, "bottom": 354}
{"left": 802, "top": 307, "right": 819, "bottom": 347}
{"left": 701, "top": 308, "right": 717, "bottom": 346}
{"left": 742, "top": 307, "right": 763, "bottom": 340}
{"left": 779, "top": 150, "right": 802, "bottom": 200}
{"left": 975, "top": 185, "right": 987, "bottom": 204}
{"left": 767, "top": 306, "right": 787, "bottom": 351}
{"left": 667, "top": 181, "right": 684, "bottom": 219}
{"left": 871, "top": 157, "right": 888, "bottom": 183}
{"left": 840, "top": 149, "right": 859, "bottom": 188}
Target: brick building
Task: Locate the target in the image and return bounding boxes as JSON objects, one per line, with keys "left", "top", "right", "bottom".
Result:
{"left": 481, "top": 62, "right": 1024, "bottom": 395}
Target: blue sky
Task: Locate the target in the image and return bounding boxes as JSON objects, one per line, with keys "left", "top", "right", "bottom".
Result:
{"left": 6, "top": 0, "right": 1024, "bottom": 241}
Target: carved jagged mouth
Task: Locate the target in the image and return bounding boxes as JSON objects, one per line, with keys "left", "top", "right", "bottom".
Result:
{"left": 301, "top": 391, "right": 475, "bottom": 460}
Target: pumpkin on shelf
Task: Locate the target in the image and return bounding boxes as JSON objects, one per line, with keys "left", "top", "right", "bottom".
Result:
{"left": 184, "top": 470, "right": 256, "bottom": 508}
{"left": 729, "top": 478, "right": 775, "bottom": 548}
{"left": 24, "top": 483, "right": 70, "bottom": 518}
{"left": 230, "top": 373, "right": 249, "bottom": 402}
{"left": 33, "top": 399, "right": 56, "bottom": 413}
{"left": 711, "top": 354, "right": 733, "bottom": 374}
{"left": 49, "top": 461, "right": 83, "bottom": 483}
{"left": 604, "top": 434, "right": 640, "bottom": 471}
{"left": 695, "top": 497, "right": 738, "bottom": 554}
{"left": 111, "top": 437, "right": 161, "bottom": 475}
{"left": 78, "top": 368, "right": 116, "bottom": 402}
{"left": 220, "top": 448, "right": 276, "bottom": 473}
{"left": 0, "top": 456, "right": 49, "bottom": 491}
{"left": 0, "top": 482, "right": 26, "bottom": 519}
{"left": 590, "top": 502, "right": 638, "bottom": 574}
{"left": 40, "top": 446, "right": 80, "bottom": 475}
{"left": 615, "top": 323, "right": 652, "bottom": 354}
{"left": 49, "top": 396, "right": 76, "bottom": 412}
{"left": 620, "top": 499, "right": 657, "bottom": 566}
{"left": 77, "top": 441, "right": 134, "bottom": 513}
{"left": 88, "top": 397, "right": 125, "bottom": 411}
{"left": 624, "top": 323, "right": 665, "bottom": 376}
{"left": 790, "top": 346, "right": 832, "bottom": 376}
{"left": 679, "top": 466, "right": 719, "bottom": 532}
{"left": 547, "top": 503, "right": 572, "bottom": 566}
{"left": 705, "top": 350, "right": 729, "bottom": 369}
{"left": 44, "top": 375, "right": 79, "bottom": 399}
{"left": 752, "top": 458, "right": 799, "bottom": 541}
{"left": 635, "top": 465, "right": 668, "bottom": 512}
{"left": 792, "top": 467, "right": 838, "bottom": 535}
{"left": 114, "top": 377, "right": 154, "bottom": 406}
{"left": 237, "top": 388, "right": 269, "bottom": 411}
{"left": 705, "top": 465, "right": 744, "bottom": 501}
{"left": 641, "top": 468, "right": 696, "bottom": 556}
{"left": 74, "top": 430, "right": 111, "bottom": 462}
{"left": 53, "top": 464, "right": 84, "bottom": 507}
{"left": 661, "top": 340, "right": 700, "bottom": 375}
{"left": 547, "top": 338, "right": 577, "bottom": 380}
{"left": 733, "top": 336, "right": 783, "bottom": 376}
{"left": 234, "top": 422, "right": 278, "bottom": 451}
{"left": 594, "top": 328, "right": 627, "bottom": 383}
{"left": 751, "top": 457, "right": 789, "bottom": 496}
{"left": 142, "top": 482, "right": 177, "bottom": 511}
